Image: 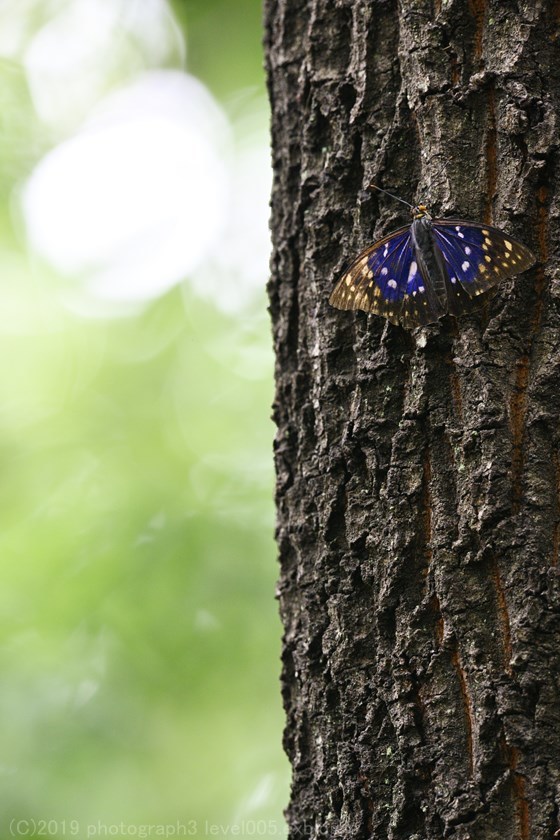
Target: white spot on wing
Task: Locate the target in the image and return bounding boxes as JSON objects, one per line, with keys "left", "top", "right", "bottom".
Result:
{"left": 450, "top": 276, "right": 457, "bottom": 284}
{"left": 408, "top": 260, "right": 418, "bottom": 279}
{"left": 462, "top": 261, "right": 470, "bottom": 271}
{"left": 388, "top": 279, "right": 397, "bottom": 289}
{"left": 465, "top": 246, "right": 471, "bottom": 255}
{"left": 381, "top": 267, "right": 388, "bottom": 276}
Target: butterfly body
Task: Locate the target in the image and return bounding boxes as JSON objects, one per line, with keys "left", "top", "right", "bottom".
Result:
{"left": 330, "top": 202, "right": 535, "bottom": 329}
{"left": 410, "top": 214, "right": 448, "bottom": 312}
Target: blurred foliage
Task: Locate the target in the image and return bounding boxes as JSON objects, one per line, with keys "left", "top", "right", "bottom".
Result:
{"left": 171, "top": 0, "right": 265, "bottom": 99}
{"left": 0, "top": 1, "right": 288, "bottom": 836}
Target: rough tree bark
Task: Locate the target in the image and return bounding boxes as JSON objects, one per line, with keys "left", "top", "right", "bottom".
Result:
{"left": 265, "top": 1, "right": 560, "bottom": 838}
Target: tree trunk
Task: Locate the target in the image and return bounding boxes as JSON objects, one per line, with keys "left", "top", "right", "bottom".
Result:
{"left": 265, "top": 1, "right": 560, "bottom": 838}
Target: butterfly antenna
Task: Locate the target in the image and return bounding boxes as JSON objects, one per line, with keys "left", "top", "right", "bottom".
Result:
{"left": 368, "top": 183, "right": 414, "bottom": 209}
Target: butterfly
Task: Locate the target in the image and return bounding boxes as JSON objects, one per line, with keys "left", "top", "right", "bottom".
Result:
{"left": 329, "top": 187, "right": 535, "bottom": 329}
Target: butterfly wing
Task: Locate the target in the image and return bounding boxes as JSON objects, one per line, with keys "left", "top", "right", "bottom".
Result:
{"left": 432, "top": 221, "right": 535, "bottom": 303}
{"left": 329, "top": 226, "right": 411, "bottom": 325}
{"left": 330, "top": 218, "right": 535, "bottom": 328}
{"left": 329, "top": 225, "right": 443, "bottom": 327}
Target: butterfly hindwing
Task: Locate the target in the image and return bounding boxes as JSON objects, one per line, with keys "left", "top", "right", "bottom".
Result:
{"left": 432, "top": 221, "right": 535, "bottom": 300}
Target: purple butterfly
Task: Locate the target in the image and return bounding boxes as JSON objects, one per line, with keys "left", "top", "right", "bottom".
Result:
{"left": 330, "top": 187, "right": 535, "bottom": 329}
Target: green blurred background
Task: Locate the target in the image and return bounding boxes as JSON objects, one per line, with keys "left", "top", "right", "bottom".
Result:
{"left": 0, "top": 0, "right": 289, "bottom": 835}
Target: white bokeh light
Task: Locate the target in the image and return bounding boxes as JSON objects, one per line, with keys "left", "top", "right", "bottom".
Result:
{"left": 18, "top": 0, "right": 272, "bottom": 315}
{"left": 22, "top": 70, "right": 231, "bottom": 304}
{"left": 22, "top": 0, "right": 184, "bottom": 128}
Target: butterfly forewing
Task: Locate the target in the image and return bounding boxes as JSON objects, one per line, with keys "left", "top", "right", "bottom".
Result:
{"left": 329, "top": 226, "right": 411, "bottom": 324}
{"left": 330, "top": 228, "right": 447, "bottom": 328}
{"left": 432, "top": 221, "right": 535, "bottom": 299}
